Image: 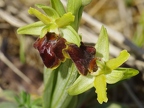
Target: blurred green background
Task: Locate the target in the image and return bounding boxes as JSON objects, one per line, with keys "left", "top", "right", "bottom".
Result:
{"left": 0, "top": 0, "right": 144, "bottom": 108}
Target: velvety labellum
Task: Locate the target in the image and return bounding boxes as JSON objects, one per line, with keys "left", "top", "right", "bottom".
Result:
{"left": 66, "top": 43, "right": 97, "bottom": 75}
{"left": 34, "top": 32, "right": 67, "bottom": 69}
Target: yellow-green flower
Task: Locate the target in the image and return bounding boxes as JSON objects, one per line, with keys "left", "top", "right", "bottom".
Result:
{"left": 17, "top": 5, "right": 81, "bottom": 47}
{"left": 68, "top": 26, "right": 139, "bottom": 104}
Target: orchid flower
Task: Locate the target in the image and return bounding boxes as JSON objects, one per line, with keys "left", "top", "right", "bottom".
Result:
{"left": 17, "top": 1, "right": 138, "bottom": 107}
{"left": 68, "top": 26, "right": 139, "bottom": 104}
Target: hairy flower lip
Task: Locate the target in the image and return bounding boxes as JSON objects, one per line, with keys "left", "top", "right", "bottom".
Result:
{"left": 66, "top": 42, "right": 97, "bottom": 75}
{"left": 33, "top": 32, "right": 67, "bottom": 69}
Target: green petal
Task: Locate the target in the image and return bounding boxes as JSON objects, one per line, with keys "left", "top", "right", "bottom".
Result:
{"left": 68, "top": 75, "right": 94, "bottom": 95}
{"left": 121, "top": 68, "right": 139, "bottom": 80}
{"left": 40, "top": 24, "right": 58, "bottom": 38}
{"left": 60, "top": 26, "right": 81, "bottom": 47}
{"left": 28, "top": 7, "right": 52, "bottom": 25}
{"left": 35, "top": 4, "right": 59, "bottom": 19}
{"left": 95, "top": 26, "right": 109, "bottom": 61}
{"left": 17, "top": 21, "right": 45, "bottom": 35}
{"left": 40, "top": 26, "right": 50, "bottom": 38}
{"left": 106, "top": 68, "right": 139, "bottom": 84}
{"left": 94, "top": 74, "right": 108, "bottom": 104}
{"left": 106, "top": 69, "right": 124, "bottom": 84}
{"left": 55, "top": 12, "right": 75, "bottom": 28}
{"left": 106, "top": 50, "right": 130, "bottom": 70}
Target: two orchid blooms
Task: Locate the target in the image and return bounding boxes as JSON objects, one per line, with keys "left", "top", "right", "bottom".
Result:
{"left": 17, "top": 5, "right": 138, "bottom": 104}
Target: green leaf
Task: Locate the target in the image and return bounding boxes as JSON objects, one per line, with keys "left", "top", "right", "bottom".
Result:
{"left": 66, "top": 0, "right": 91, "bottom": 31}
{"left": 67, "top": 0, "right": 83, "bottom": 31}
{"left": 28, "top": 7, "right": 52, "bottom": 25}
{"left": 43, "top": 67, "right": 58, "bottom": 108}
{"left": 95, "top": 26, "right": 109, "bottom": 61}
{"left": 50, "top": 0, "right": 65, "bottom": 16}
{"left": 68, "top": 75, "right": 94, "bottom": 95}
{"left": 66, "top": 96, "right": 78, "bottom": 108}
{"left": 60, "top": 26, "right": 81, "bottom": 47}
{"left": 106, "top": 68, "right": 139, "bottom": 84}
{"left": 17, "top": 21, "right": 45, "bottom": 35}
{"left": 43, "top": 67, "right": 57, "bottom": 108}
{"left": 55, "top": 12, "right": 75, "bottom": 28}
{"left": 106, "top": 50, "right": 130, "bottom": 70}
{"left": 94, "top": 74, "right": 108, "bottom": 104}
{"left": 51, "top": 60, "right": 78, "bottom": 108}
{"left": 67, "top": 0, "right": 81, "bottom": 14}
{"left": 35, "top": 4, "right": 59, "bottom": 19}
{"left": 43, "top": 60, "right": 78, "bottom": 108}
